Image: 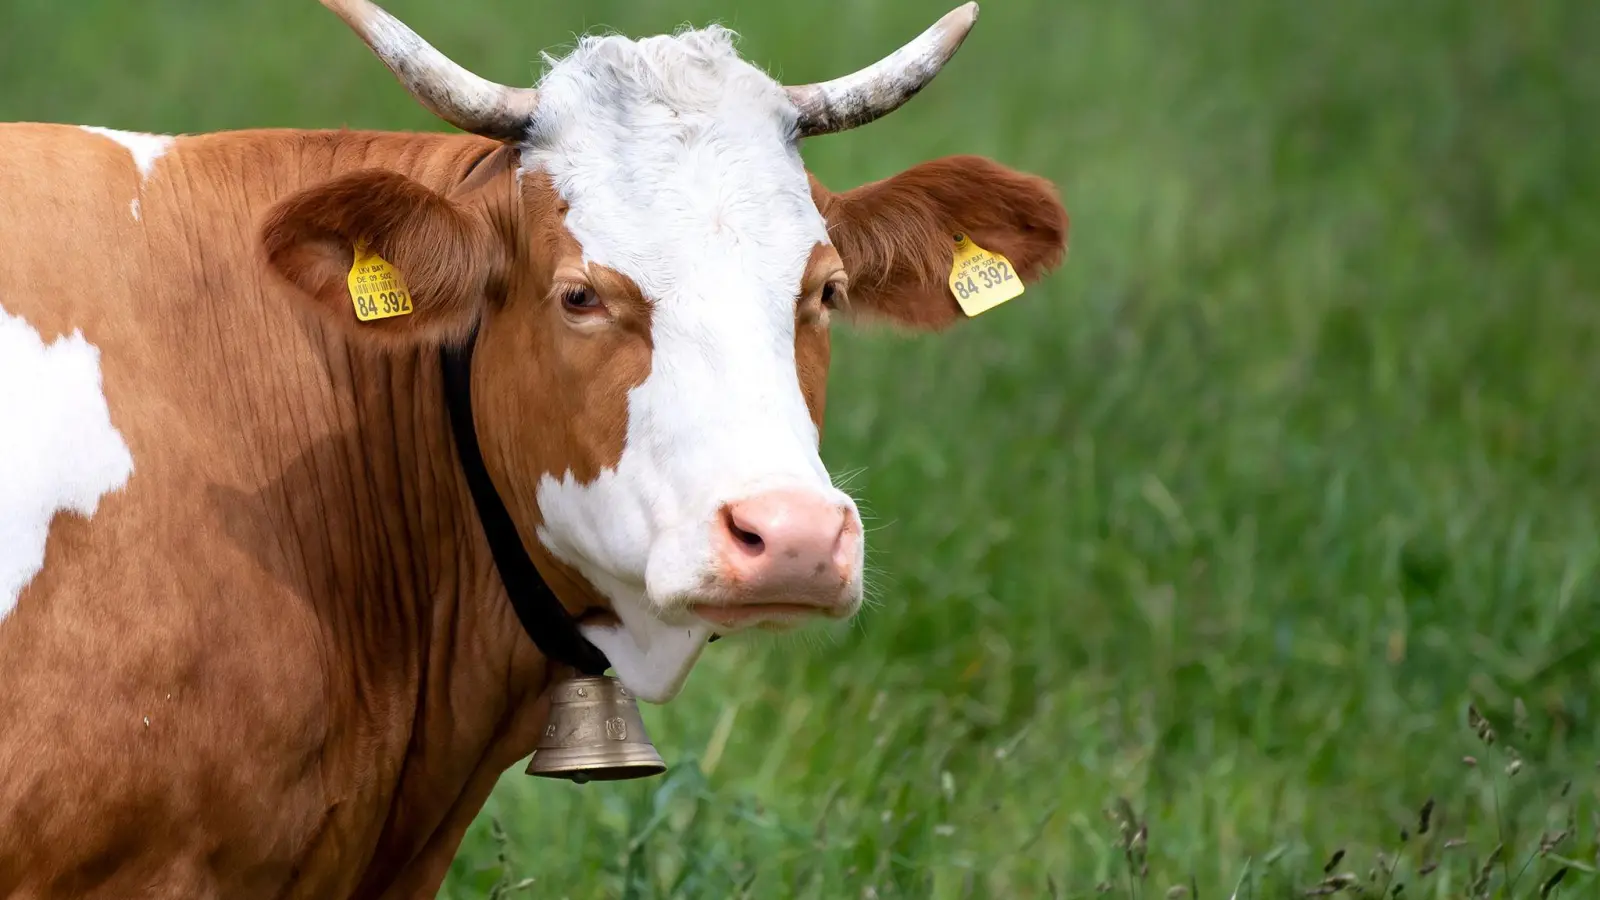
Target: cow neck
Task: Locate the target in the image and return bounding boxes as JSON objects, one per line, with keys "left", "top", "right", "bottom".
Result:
{"left": 439, "top": 326, "right": 612, "bottom": 677}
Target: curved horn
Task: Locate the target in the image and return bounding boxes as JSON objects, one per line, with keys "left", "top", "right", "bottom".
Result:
{"left": 320, "top": 0, "right": 539, "bottom": 142}
{"left": 786, "top": 2, "right": 979, "bottom": 138}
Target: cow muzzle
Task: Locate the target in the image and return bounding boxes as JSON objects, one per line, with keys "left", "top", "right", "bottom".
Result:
{"left": 694, "top": 489, "right": 864, "bottom": 629}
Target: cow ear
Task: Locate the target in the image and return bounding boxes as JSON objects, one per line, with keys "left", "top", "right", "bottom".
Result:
{"left": 260, "top": 169, "right": 503, "bottom": 347}
{"left": 812, "top": 155, "right": 1069, "bottom": 330}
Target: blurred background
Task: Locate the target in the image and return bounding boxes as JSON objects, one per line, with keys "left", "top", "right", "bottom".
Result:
{"left": 6, "top": 0, "right": 1598, "bottom": 896}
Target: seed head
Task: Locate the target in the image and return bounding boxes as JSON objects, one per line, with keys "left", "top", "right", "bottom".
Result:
{"left": 1467, "top": 705, "right": 1497, "bottom": 746}
{"left": 1539, "top": 830, "right": 1570, "bottom": 856}
{"left": 1306, "top": 873, "right": 1359, "bottom": 895}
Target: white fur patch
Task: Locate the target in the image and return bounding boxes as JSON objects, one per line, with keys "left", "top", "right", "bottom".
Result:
{"left": 79, "top": 126, "right": 172, "bottom": 221}
{"left": 0, "top": 302, "right": 135, "bottom": 619}
{"left": 520, "top": 27, "right": 863, "bottom": 702}
{"left": 580, "top": 618, "right": 714, "bottom": 705}
{"left": 78, "top": 126, "right": 173, "bottom": 181}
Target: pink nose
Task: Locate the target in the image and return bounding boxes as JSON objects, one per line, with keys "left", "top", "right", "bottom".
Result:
{"left": 711, "top": 489, "right": 860, "bottom": 607}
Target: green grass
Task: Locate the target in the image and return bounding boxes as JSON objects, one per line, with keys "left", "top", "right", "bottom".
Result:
{"left": 8, "top": 0, "right": 1600, "bottom": 896}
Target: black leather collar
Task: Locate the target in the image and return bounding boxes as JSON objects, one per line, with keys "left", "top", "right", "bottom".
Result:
{"left": 440, "top": 328, "right": 612, "bottom": 676}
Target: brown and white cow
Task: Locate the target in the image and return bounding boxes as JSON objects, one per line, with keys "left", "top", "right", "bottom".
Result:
{"left": 0, "top": 0, "right": 1067, "bottom": 895}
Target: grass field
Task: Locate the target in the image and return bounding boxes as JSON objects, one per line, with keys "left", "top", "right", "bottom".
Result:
{"left": 7, "top": 0, "right": 1600, "bottom": 896}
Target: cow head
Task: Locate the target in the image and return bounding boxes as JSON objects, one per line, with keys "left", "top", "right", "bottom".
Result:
{"left": 261, "top": 0, "right": 1068, "bottom": 702}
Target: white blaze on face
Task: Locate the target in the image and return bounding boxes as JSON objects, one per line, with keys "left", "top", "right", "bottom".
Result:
{"left": 519, "top": 27, "right": 864, "bottom": 702}
{"left": 78, "top": 126, "right": 173, "bottom": 221}
{"left": 0, "top": 303, "right": 135, "bottom": 619}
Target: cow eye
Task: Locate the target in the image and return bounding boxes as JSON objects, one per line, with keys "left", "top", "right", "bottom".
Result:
{"left": 561, "top": 286, "right": 601, "bottom": 312}
{"left": 820, "top": 281, "right": 845, "bottom": 309}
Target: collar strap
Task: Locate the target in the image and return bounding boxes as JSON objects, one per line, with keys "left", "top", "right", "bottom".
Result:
{"left": 440, "top": 328, "right": 613, "bottom": 677}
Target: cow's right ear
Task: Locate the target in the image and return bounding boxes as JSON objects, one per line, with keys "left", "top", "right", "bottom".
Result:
{"left": 260, "top": 169, "right": 503, "bottom": 347}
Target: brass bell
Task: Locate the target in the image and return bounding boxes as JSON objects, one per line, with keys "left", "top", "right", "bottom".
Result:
{"left": 526, "top": 674, "right": 667, "bottom": 783}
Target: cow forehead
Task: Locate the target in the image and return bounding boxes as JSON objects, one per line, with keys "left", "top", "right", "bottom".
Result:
{"left": 520, "top": 25, "right": 829, "bottom": 310}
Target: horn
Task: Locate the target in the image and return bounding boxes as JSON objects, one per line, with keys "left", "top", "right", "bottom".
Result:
{"left": 785, "top": 2, "right": 980, "bottom": 138}
{"left": 320, "top": 0, "right": 539, "bottom": 142}
{"left": 525, "top": 674, "right": 667, "bottom": 783}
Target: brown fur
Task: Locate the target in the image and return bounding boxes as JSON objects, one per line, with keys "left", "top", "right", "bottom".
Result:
{"left": 0, "top": 117, "right": 1066, "bottom": 899}
{"left": 0, "top": 126, "right": 559, "bottom": 899}
{"left": 795, "top": 242, "right": 844, "bottom": 429}
{"left": 260, "top": 169, "right": 504, "bottom": 347}
{"left": 470, "top": 170, "right": 656, "bottom": 613}
{"left": 257, "top": 153, "right": 647, "bottom": 624}
{"left": 811, "top": 154, "right": 1070, "bottom": 329}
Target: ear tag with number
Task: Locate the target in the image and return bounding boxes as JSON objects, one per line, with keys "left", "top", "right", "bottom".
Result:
{"left": 948, "top": 233, "right": 1024, "bottom": 317}
{"left": 347, "top": 239, "right": 414, "bottom": 322}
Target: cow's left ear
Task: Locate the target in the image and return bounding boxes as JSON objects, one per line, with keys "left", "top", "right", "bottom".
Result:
{"left": 811, "top": 155, "right": 1069, "bottom": 330}
{"left": 260, "top": 169, "right": 505, "bottom": 347}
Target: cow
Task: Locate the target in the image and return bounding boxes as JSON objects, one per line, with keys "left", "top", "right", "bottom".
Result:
{"left": 0, "top": 0, "right": 1069, "bottom": 895}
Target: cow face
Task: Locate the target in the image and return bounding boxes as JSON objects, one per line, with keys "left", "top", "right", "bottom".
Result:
{"left": 261, "top": 2, "right": 1067, "bottom": 701}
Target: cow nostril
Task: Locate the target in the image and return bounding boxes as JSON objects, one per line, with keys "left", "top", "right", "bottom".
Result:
{"left": 731, "top": 523, "right": 763, "bottom": 550}
{"left": 723, "top": 507, "right": 765, "bottom": 553}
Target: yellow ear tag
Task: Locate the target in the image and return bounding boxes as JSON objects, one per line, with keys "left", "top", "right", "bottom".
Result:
{"left": 347, "top": 239, "right": 414, "bottom": 322}
{"left": 948, "top": 233, "right": 1024, "bottom": 317}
